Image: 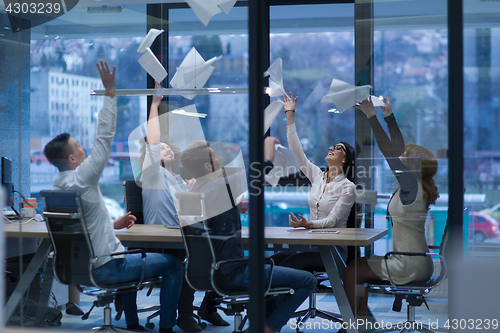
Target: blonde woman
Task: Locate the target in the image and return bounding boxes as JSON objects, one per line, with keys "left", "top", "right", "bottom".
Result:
{"left": 344, "top": 96, "right": 439, "bottom": 318}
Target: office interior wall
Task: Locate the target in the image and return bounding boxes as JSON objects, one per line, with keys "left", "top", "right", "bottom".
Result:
{"left": 0, "top": 13, "right": 31, "bottom": 208}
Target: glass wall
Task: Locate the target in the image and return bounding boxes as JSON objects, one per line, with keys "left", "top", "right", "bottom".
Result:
{"left": 463, "top": 0, "right": 500, "bottom": 256}
{"left": 3, "top": 0, "right": 500, "bottom": 331}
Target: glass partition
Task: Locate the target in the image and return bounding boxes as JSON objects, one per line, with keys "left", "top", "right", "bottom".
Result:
{"left": 2, "top": 0, "right": 500, "bottom": 331}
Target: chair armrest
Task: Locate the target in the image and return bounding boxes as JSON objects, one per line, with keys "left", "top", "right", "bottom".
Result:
{"left": 383, "top": 252, "right": 447, "bottom": 288}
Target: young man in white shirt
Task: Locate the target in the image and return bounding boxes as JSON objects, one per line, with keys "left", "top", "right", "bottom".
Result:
{"left": 43, "top": 62, "right": 183, "bottom": 333}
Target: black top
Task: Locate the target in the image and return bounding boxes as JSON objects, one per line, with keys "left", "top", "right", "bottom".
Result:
{"left": 367, "top": 114, "right": 418, "bottom": 205}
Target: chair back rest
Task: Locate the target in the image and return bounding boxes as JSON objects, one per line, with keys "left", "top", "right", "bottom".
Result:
{"left": 175, "top": 192, "right": 214, "bottom": 292}
{"left": 41, "top": 190, "right": 94, "bottom": 286}
{"left": 123, "top": 180, "right": 144, "bottom": 224}
{"left": 435, "top": 217, "right": 449, "bottom": 283}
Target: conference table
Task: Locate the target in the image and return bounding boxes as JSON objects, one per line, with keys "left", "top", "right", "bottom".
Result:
{"left": 4, "top": 220, "right": 387, "bottom": 333}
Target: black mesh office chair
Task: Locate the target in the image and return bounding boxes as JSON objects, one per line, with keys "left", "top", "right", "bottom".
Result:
{"left": 363, "top": 219, "right": 449, "bottom": 333}
{"left": 123, "top": 180, "right": 144, "bottom": 225}
{"left": 41, "top": 190, "right": 154, "bottom": 331}
{"left": 175, "top": 192, "right": 293, "bottom": 333}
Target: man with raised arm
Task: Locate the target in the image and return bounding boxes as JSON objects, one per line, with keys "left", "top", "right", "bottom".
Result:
{"left": 138, "top": 81, "right": 229, "bottom": 332}
{"left": 43, "top": 62, "right": 183, "bottom": 333}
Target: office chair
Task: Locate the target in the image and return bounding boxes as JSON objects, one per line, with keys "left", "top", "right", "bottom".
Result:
{"left": 290, "top": 202, "right": 366, "bottom": 332}
{"left": 175, "top": 192, "right": 293, "bottom": 333}
{"left": 122, "top": 180, "right": 206, "bottom": 330}
{"left": 41, "top": 190, "right": 156, "bottom": 332}
{"left": 363, "top": 219, "right": 449, "bottom": 333}
{"left": 123, "top": 180, "right": 144, "bottom": 225}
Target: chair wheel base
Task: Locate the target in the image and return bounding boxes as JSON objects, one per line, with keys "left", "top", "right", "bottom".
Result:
{"left": 199, "top": 322, "right": 207, "bottom": 329}
{"left": 145, "top": 323, "right": 155, "bottom": 330}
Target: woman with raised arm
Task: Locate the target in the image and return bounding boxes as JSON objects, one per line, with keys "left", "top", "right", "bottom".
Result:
{"left": 344, "top": 96, "right": 439, "bottom": 318}
{"left": 270, "top": 92, "right": 356, "bottom": 270}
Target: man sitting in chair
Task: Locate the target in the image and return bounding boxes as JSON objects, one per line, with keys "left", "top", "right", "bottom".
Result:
{"left": 138, "top": 81, "right": 229, "bottom": 332}
{"left": 181, "top": 140, "right": 317, "bottom": 333}
{"left": 43, "top": 62, "right": 183, "bottom": 333}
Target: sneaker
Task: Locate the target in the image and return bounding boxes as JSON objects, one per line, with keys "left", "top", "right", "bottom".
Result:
{"left": 177, "top": 315, "right": 201, "bottom": 333}
{"left": 199, "top": 311, "right": 230, "bottom": 326}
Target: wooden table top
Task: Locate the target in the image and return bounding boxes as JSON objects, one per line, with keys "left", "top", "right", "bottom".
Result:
{"left": 4, "top": 220, "right": 387, "bottom": 247}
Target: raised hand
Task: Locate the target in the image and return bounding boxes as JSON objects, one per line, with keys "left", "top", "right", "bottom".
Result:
{"left": 282, "top": 91, "right": 298, "bottom": 112}
{"left": 354, "top": 96, "right": 375, "bottom": 118}
{"left": 380, "top": 96, "right": 393, "bottom": 117}
{"left": 96, "top": 61, "right": 116, "bottom": 98}
{"left": 152, "top": 81, "right": 164, "bottom": 107}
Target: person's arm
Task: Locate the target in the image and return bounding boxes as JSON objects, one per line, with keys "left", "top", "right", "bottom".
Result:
{"left": 283, "top": 92, "right": 322, "bottom": 181}
{"left": 141, "top": 82, "right": 165, "bottom": 184}
{"left": 289, "top": 182, "right": 356, "bottom": 229}
{"left": 77, "top": 61, "right": 116, "bottom": 185}
{"left": 263, "top": 136, "right": 279, "bottom": 175}
{"left": 355, "top": 97, "right": 417, "bottom": 204}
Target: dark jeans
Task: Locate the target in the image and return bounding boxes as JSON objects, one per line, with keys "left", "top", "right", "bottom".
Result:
{"left": 217, "top": 264, "right": 316, "bottom": 332}
{"left": 93, "top": 252, "right": 183, "bottom": 329}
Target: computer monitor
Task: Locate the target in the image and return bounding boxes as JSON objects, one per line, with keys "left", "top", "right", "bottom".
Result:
{"left": 1, "top": 157, "right": 15, "bottom": 210}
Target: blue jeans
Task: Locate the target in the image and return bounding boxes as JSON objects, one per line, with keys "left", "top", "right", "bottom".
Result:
{"left": 219, "top": 264, "right": 316, "bottom": 332}
{"left": 93, "top": 252, "right": 183, "bottom": 329}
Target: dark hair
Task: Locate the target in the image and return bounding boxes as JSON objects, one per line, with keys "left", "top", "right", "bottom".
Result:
{"left": 43, "top": 133, "right": 73, "bottom": 171}
{"left": 340, "top": 141, "right": 356, "bottom": 183}
{"left": 138, "top": 136, "right": 181, "bottom": 172}
{"left": 180, "top": 140, "right": 212, "bottom": 179}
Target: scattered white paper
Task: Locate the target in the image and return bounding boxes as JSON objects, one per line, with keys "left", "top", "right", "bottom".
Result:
{"left": 185, "top": 0, "right": 237, "bottom": 26}
{"left": 265, "top": 144, "right": 300, "bottom": 187}
{"left": 137, "top": 28, "right": 164, "bottom": 53}
{"left": 170, "top": 47, "right": 221, "bottom": 100}
{"left": 137, "top": 29, "right": 168, "bottom": 82}
{"left": 264, "top": 58, "right": 286, "bottom": 98}
{"left": 264, "top": 100, "right": 284, "bottom": 133}
{"left": 138, "top": 49, "right": 168, "bottom": 83}
{"left": 320, "top": 79, "right": 372, "bottom": 113}
{"left": 369, "top": 95, "right": 385, "bottom": 107}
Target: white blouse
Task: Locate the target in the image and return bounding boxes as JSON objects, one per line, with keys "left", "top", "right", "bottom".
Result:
{"left": 287, "top": 123, "right": 355, "bottom": 229}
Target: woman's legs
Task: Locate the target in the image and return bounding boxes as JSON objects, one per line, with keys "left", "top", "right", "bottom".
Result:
{"left": 343, "top": 257, "right": 380, "bottom": 318}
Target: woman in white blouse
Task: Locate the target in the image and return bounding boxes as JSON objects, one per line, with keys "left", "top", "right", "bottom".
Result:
{"left": 271, "top": 92, "right": 356, "bottom": 270}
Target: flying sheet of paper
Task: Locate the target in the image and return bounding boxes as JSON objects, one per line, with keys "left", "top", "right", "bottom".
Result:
{"left": 369, "top": 95, "right": 385, "bottom": 107}
{"left": 264, "top": 58, "right": 286, "bottom": 98}
{"left": 264, "top": 100, "right": 284, "bottom": 133}
{"left": 185, "top": 0, "right": 237, "bottom": 26}
{"left": 137, "top": 28, "right": 164, "bottom": 53}
{"left": 137, "top": 29, "right": 168, "bottom": 82}
{"left": 170, "top": 47, "right": 221, "bottom": 100}
{"left": 265, "top": 144, "right": 300, "bottom": 187}
{"left": 320, "top": 79, "right": 372, "bottom": 113}
{"left": 138, "top": 49, "right": 168, "bottom": 83}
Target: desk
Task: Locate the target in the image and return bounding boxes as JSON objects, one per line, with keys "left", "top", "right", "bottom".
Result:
{"left": 5, "top": 221, "right": 387, "bottom": 333}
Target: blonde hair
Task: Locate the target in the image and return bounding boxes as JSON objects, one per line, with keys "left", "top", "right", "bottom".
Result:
{"left": 398, "top": 143, "right": 439, "bottom": 208}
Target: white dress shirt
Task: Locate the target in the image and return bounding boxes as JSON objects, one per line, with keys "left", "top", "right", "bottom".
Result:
{"left": 287, "top": 123, "right": 355, "bottom": 229}
{"left": 53, "top": 96, "right": 124, "bottom": 268}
